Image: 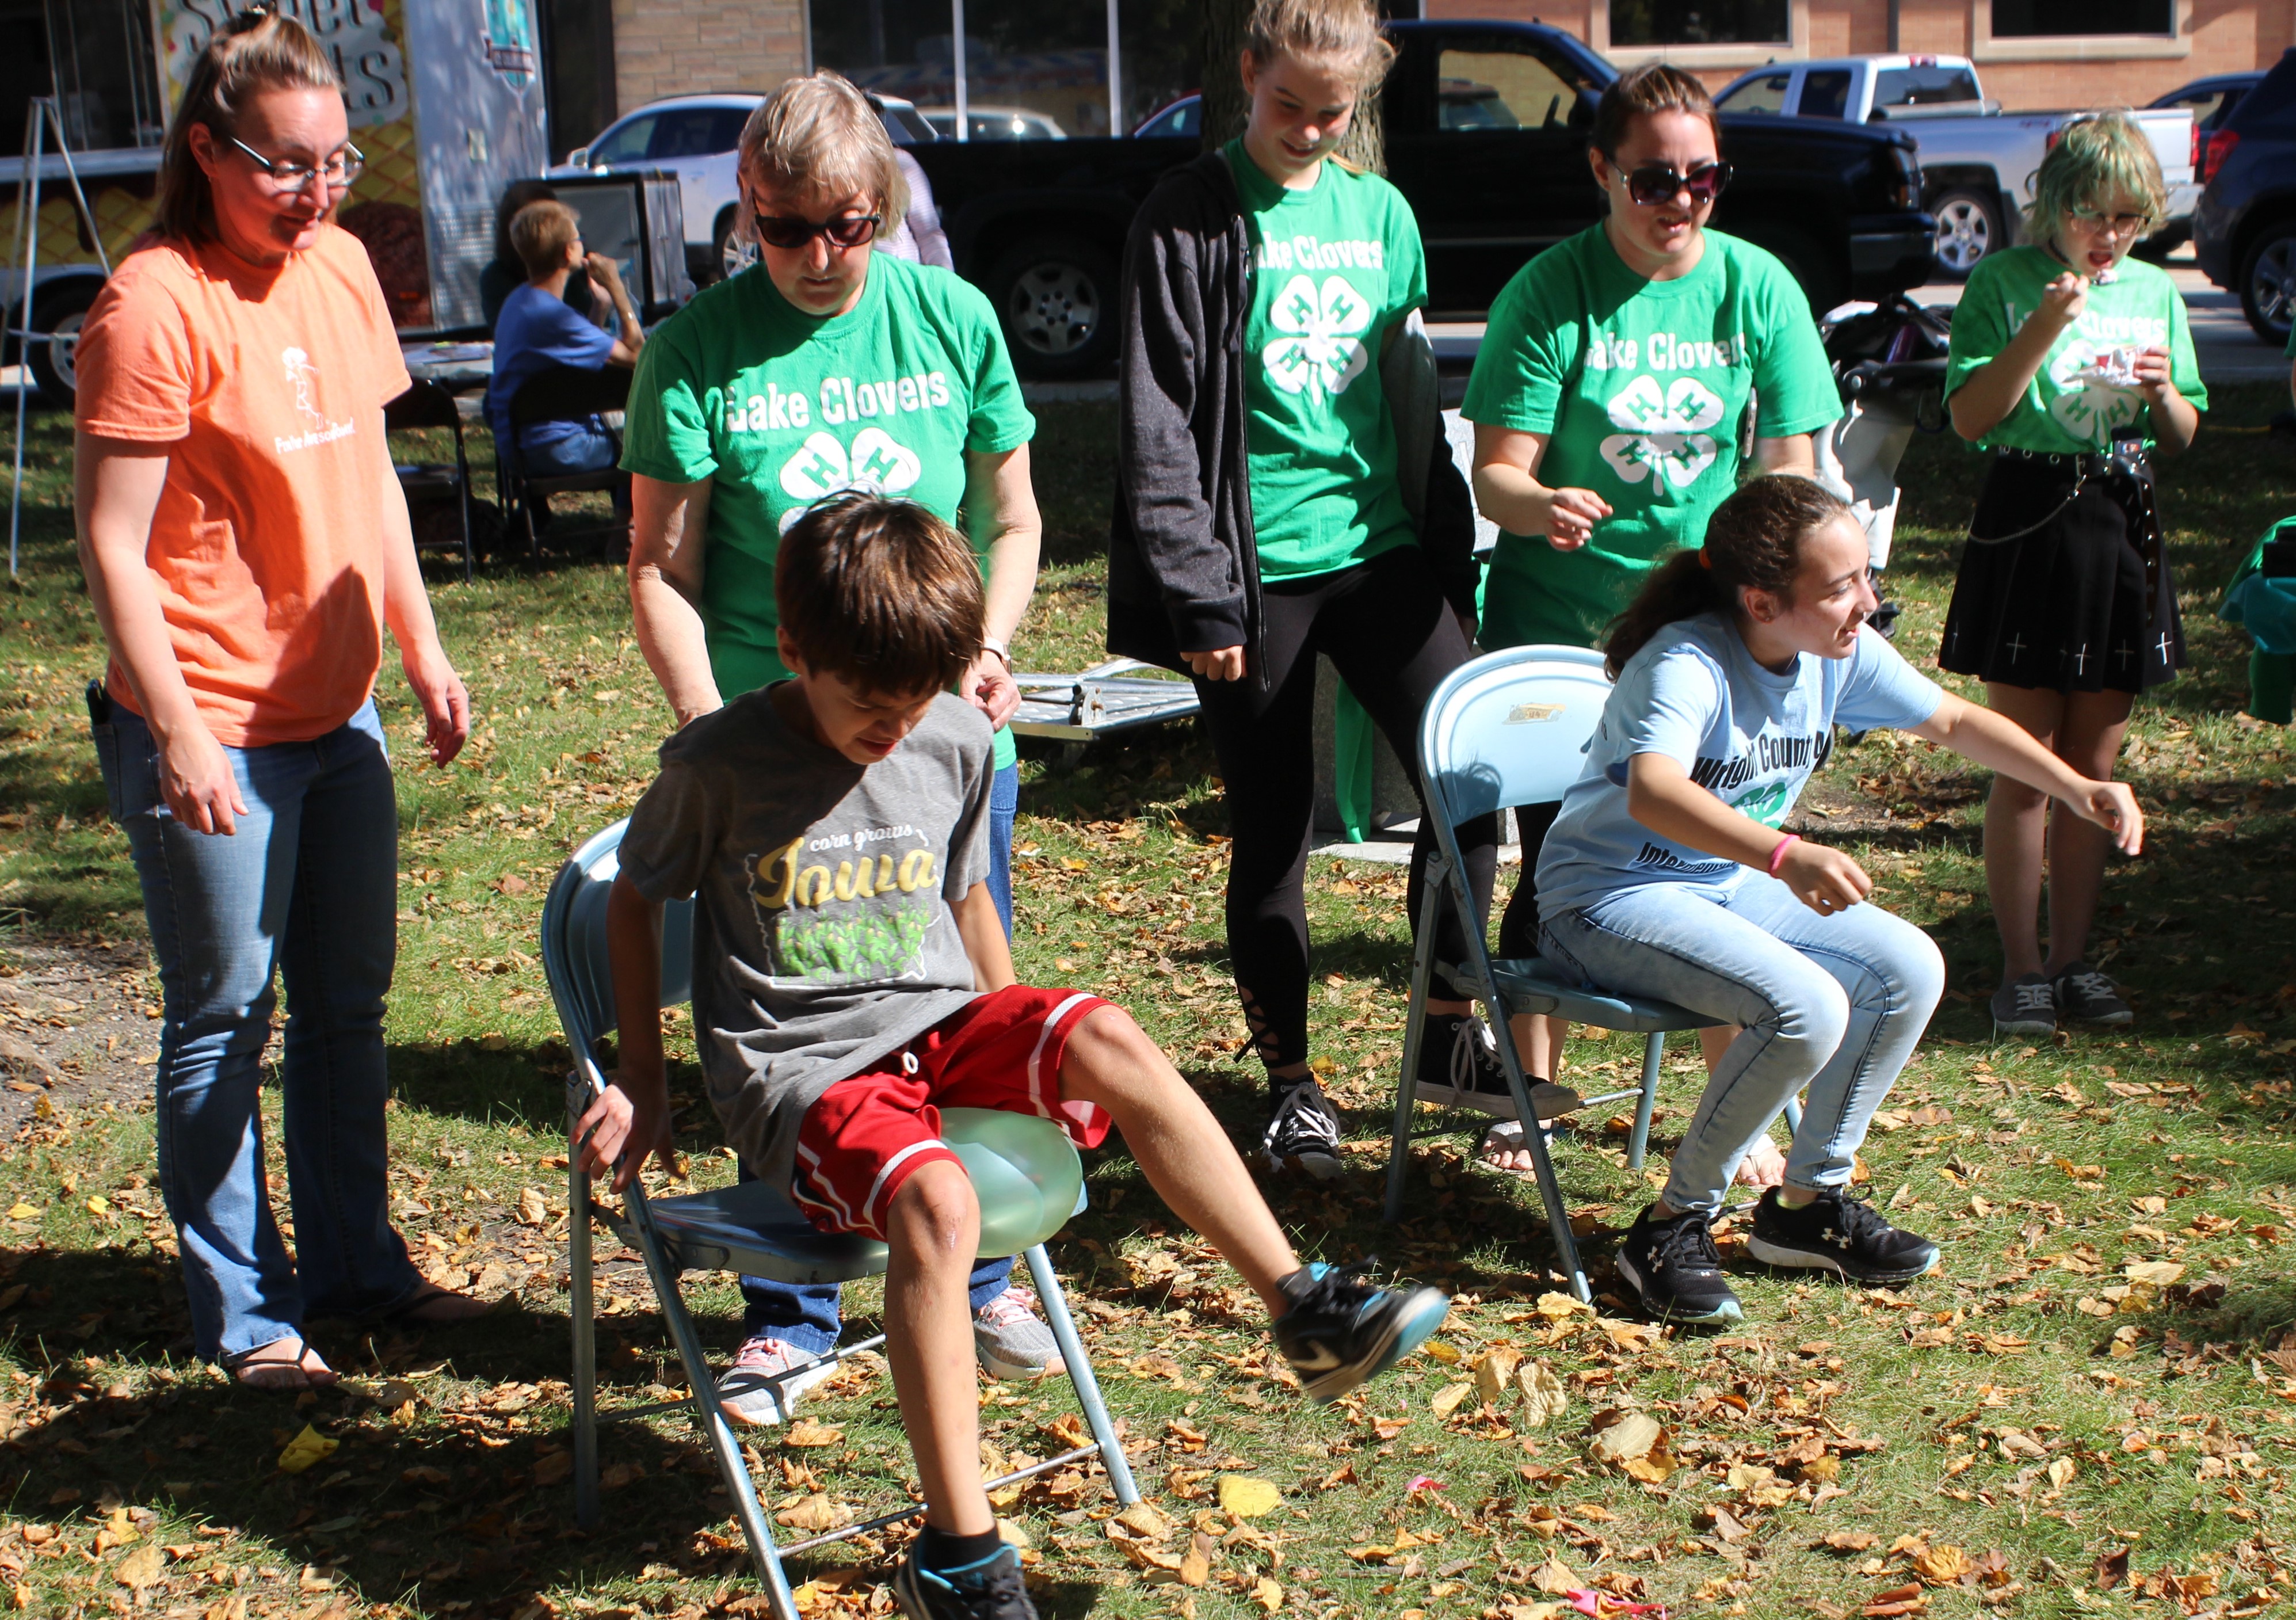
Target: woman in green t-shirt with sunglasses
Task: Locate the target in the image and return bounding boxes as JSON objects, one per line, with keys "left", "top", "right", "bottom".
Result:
{"left": 1460, "top": 63, "right": 1841, "bottom": 1152}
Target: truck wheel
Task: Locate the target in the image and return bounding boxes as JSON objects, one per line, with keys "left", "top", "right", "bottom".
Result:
{"left": 712, "top": 210, "right": 747, "bottom": 283}
{"left": 1929, "top": 188, "right": 2000, "bottom": 280}
{"left": 987, "top": 237, "right": 1117, "bottom": 380}
{"left": 1742, "top": 226, "right": 1847, "bottom": 317}
{"left": 2238, "top": 220, "right": 2296, "bottom": 347}
{"left": 28, "top": 280, "right": 98, "bottom": 411}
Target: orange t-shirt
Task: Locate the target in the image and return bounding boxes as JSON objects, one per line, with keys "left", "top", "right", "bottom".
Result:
{"left": 75, "top": 224, "right": 413, "bottom": 748}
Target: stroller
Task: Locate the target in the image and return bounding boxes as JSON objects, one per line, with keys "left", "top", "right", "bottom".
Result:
{"left": 1812, "top": 295, "right": 1955, "bottom": 636}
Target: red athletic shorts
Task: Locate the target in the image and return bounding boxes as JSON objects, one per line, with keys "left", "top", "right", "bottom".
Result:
{"left": 791, "top": 985, "right": 1114, "bottom": 1241}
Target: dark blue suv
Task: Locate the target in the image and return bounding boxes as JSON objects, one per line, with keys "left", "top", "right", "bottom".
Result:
{"left": 2194, "top": 46, "right": 2296, "bottom": 345}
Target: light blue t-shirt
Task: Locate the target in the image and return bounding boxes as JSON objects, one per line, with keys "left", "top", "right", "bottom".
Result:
{"left": 1536, "top": 615, "right": 1943, "bottom": 915}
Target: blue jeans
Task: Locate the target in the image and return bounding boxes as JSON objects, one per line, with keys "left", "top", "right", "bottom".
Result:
{"left": 738, "top": 761, "right": 1021, "bottom": 1352}
{"left": 522, "top": 421, "right": 630, "bottom": 514}
{"left": 1539, "top": 874, "right": 1944, "bottom": 1217}
{"left": 90, "top": 691, "right": 422, "bottom": 1360}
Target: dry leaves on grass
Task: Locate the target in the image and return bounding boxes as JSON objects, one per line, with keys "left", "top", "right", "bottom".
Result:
{"left": 1585, "top": 1409, "right": 1676, "bottom": 1483}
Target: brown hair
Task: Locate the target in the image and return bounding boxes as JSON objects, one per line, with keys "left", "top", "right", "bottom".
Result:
{"left": 777, "top": 494, "right": 982, "bottom": 696}
{"left": 1604, "top": 476, "right": 1849, "bottom": 677}
{"left": 737, "top": 73, "right": 907, "bottom": 237}
{"left": 510, "top": 200, "right": 581, "bottom": 280}
{"left": 1590, "top": 62, "right": 1721, "bottom": 160}
{"left": 157, "top": 8, "right": 343, "bottom": 243}
{"left": 1244, "top": 0, "right": 1396, "bottom": 90}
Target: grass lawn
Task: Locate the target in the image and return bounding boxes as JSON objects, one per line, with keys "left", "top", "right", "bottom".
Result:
{"left": 4, "top": 385, "right": 2296, "bottom": 1620}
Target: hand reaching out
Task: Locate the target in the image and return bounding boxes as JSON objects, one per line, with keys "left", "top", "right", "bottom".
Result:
{"left": 1775, "top": 839, "right": 1873, "bottom": 917}
{"left": 1543, "top": 487, "right": 1613, "bottom": 551}
{"left": 571, "top": 1074, "right": 676, "bottom": 1194}
{"left": 2069, "top": 779, "right": 2144, "bottom": 855}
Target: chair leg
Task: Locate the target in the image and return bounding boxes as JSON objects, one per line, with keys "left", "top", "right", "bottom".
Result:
{"left": 567, "top": 1082, "right": 600, "bottom": 1531}
{"left": 1783, "top": 1093, "right": 1804, "bottom": 1137}
{"left": 1385, "top": 865, "right": 1448, "bottom": 1224}
{"left": 1023, "top": 1245, "right": 1139, "bottom": 1507}
{"left": 1475, "top": 985, "right": 1593, "bottom": 1303}
{"left": 622, "top": 1186, "right": 800, "bottom": 1620}
{"left": 1627, "top": 1031, "right": 1664, "bottom": 1172}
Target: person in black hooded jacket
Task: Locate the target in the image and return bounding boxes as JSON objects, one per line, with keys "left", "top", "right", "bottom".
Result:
{"left": 1111, "top": 0, "right": 1567, "bottom": 1179}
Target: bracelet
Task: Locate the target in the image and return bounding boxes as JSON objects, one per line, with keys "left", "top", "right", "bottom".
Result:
{"left": 1767, "top": 833, "right": 1801, "bottom": 876}
{"left": 979, "top": 636, "right": 1012, "bottom": 668}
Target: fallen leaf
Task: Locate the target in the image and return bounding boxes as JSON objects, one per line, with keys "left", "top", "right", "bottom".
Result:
{"left": 1250, "top": 1576, "right": 1283, "bottom": 1613}
{"left": 1179, "top": 1536, "right": 1213, "bottom": 1586}
{"left": 1429, "top": 1382, "right": 1477, "bottom": 1419}
{"left": 1862, "top": 1585, "right": 1928, "bottom": 1618}
{"left": 1528, "top": 1555, "right": 1579, "bottom": 1594}
{"left": 1517, "top": 1360, "right": 1567, "bottom": 1427}
{"left": 1216, "top": 1477, "right": 1282, "bottom": 1519}
{"left": 783, "top": 1420, "right": 843, "bottom": 1448}
{"left": 1116, "top": 1503, "right": 1173, "bottom": 1539}
{"left": 2123, "top": 1260, "right": 2186, "bottom": 1287}
{"left": 276, "top": 1426, "right": 338, "bottom": 1476}
{"left": 1823, "top": 1531, "right": 1880, "bottom": 1553}
{"left": 2046, "top": 1457, "right": 2076, "bottom": 1491}
{"left": 516, "top": 1188, "right": 549, "bottom": 1228}
{"left": 5, "top": 1204, "right": 35, "bottom": 1220}
{"left": 1912, "top": 1545, "right": 1971, "bottom": 1585}
{"left": 1473, "top": 1347, "right": 1522, "bottom": 1405}
{"left": 113, "top": 1546, "right": 164, "bottom": 1590}
{"left": 774, "top": 1494, "right": 846, "bottom": 1533}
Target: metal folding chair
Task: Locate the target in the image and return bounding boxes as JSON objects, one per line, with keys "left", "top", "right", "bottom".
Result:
{"left": 1385, "top": 645, "right": 1728, "bottom": 1303}
{"left": 542, "top": 819, "right": 1140, "bottom": 1620}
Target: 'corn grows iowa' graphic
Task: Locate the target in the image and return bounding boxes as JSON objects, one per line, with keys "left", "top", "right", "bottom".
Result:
{"left": 746, "top": 827, "right": 939, "bottom": 985}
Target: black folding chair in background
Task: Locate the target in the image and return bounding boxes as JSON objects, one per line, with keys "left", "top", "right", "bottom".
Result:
{"left": 383, "top": 379, "right": 480, "bottom": 581}
{"left": 503, "top": 363, "right": 634, "bottom": 558}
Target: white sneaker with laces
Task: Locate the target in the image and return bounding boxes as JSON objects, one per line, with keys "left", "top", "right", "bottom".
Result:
{"left": 972, "top": 1284, "right": 1066, "bottom": 1380}
{"left": 715, "top": 1333, "right": 838, "bottom": 1427}
{"left": 1262, "top": 1080, "right": 1344, "bottom": 1180}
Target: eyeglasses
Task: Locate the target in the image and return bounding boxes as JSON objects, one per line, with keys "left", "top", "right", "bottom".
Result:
{"left": 1606, "top": 157, "right": 1733, "bottom": 208}
{"left": 752, "top": 209, "right": 881, "bottom": 251}
{"left": 2068, "top": 204, "right": 2154, "bottom": 238}
{"left": 228, "top": 134, "right": 364, "bottom": 193}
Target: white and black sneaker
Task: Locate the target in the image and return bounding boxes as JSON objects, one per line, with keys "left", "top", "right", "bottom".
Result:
{"left": 1413, "top": 1013, "right": 1583, "bottom": 1121}
{"left": 1745, "top": 1186, "right": 1939, "bottom": 1284}
{"left": 1271, "top": 1262, "right": 1451, "bottom": 1402}
{"left": 2053, "top": 961, "right": 2133, "bottom": 1026}
{"left": 1614, "top": 1204, "right": 1742, "bottom": 1325}
{"left": 1261, "top": 1081, "right": 1344, "bottom": 1181}
{"left": 1990, "top": 974, "right": 2056, "bottom": 1038}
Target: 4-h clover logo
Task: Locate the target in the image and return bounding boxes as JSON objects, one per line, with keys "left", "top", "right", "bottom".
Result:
{"left": 1261, "top": 273, "right": 1372, "bottom": 402}
{"left": 1598, "top": 375, "right": 1726, "bottom": 489}
{"left": 2045, "top": 340, "right": 2144, "bottom": 448}
{"left": 777, "top": 428, "right": 924, "bottom": 530}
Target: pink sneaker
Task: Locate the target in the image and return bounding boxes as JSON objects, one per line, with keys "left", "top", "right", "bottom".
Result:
{"left": 973, "top": 1285, "right": 1066, "bottom": 1381}
{"left": 716, "top": 1333, "right": 837, "bottom": 1427}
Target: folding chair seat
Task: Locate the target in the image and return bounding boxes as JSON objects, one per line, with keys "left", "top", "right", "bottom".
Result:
{"left": 502, "top": 363, "right": 633, "bottom": 558}
{"left": 541, "top": 819, "right": 1139, "bottom": 1620}
{"left": 383, "top": 379, "right": 482, "bottom": 581}
{"left": 1384, "top": 645, "right": 1728, "bottom": 1303}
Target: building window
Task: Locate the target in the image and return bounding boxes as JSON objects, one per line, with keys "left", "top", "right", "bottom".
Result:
{"left": 1990, "top": 0, "right": 2172, "bottom": 36}
{"left": 1608, "top": 0, "right": 1789, "bottom": 48}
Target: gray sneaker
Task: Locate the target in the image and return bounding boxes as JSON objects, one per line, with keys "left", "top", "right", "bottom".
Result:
{"left": 972, "top": 1284, "right": 1065, "bottom": 1380}
{"left": 2053, "top": 961, "right": 2133, "bottom": 1026}
{"left": 715, "top": 1333, "right": 837, "bottom": 1427}
{"left": 1990, "top": 974, "right": 2056, "bottom": 1038}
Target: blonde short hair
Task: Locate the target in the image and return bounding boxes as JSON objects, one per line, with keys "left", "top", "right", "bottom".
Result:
{"left": 737, "top": 73, "right": 908, "bottom": 233}
{"left": 509, "top": 199, "right": 580, "bottom": 280}
{"left": 1245, "top": 0, "right": 1395, "bottom": 91}
{"left": 2027, "top": 111, "right": 2168, "bottom": 243}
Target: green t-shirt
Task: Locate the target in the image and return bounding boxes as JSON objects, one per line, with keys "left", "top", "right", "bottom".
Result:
{"left": 1462, "top": 224, "right": 1841, "bottom": 650}
{"left": 1229, "top": 140, "right": 1427, "bottom": 581}
{"left": 621, "top": 254, "right": 1035, "bottom": 766}
{"left": 1942, "top": 246, "right": 2206, "bottom": 456}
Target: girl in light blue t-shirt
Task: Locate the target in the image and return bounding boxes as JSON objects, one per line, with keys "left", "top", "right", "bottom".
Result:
{"left": 1536, "top": 477, "right": 2142, "bottom": 1326}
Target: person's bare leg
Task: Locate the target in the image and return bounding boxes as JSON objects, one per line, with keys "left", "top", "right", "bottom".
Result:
{"left": 1981, "top": 683, "right": 2064, "bottom": 985}
{"left": 1482, "top": 1013, "right": 1573, "bottom": 1172}
{"left": 2039, "top": 688, "right": 2133, "bottom": 976}
{"left": 1059, "top": 1007, "right": 1299, "bottom": 1313}
{"left": 882, "top": 1161, "right": 994, "bottom": 1536}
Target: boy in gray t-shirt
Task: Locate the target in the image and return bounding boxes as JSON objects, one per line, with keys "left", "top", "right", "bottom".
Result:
{"left": 572, "top": 495, "right": 1450, "bottom": 1620}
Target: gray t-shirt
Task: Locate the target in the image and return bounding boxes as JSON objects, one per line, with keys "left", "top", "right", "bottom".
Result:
{"left": 617, "top": 685, "right": 996, "bottom": 1190}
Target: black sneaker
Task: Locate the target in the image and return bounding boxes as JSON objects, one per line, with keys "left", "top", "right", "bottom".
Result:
{"left": 1614, "top": 1205, "right": 1742, "bottom": 1325}
{"left": 2053, "top": 960, "right": 2132, "bottom": 1026}
{"left": 1272, "top": 1262, "right": 1451, "bottom": 1402}
{"left": 1413, "top": 1013, "right": 1584, "bottom": 1121}
{"left": 891, "top": 1545, "right": 1035, "bottom": 1620}
{"left": 1745, "top": 1186, "right": 1939, "bottom": 1283}
{"left": 1990, "top": 974, "right": 2056, "bottom": 1038}
{"left": 1261, "top": 1080, "right": 1344, "bottom": 1181}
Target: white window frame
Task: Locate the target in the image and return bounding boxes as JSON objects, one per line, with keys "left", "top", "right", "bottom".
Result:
{"left": 1970, "top": 0, "right": 2192, "bottom": 61}
{"left": 1593, "top": 0, "right": 1809, "bottom": 70}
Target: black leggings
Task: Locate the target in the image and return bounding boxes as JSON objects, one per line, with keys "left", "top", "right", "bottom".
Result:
{"left": 1497, "top": 799, "right": 1562, "bottom": 961}
{"left": 1193, "top": 547, "right": 1498, "bottom": 1072}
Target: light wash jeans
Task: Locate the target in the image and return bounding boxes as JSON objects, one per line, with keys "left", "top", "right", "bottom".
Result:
{"left": 90, "top": 689, "right": 422, "bottom": 1361}
{"left": 737, "top": 756, "right": 1023, "bottom": 1352}
{"left": 1539, "top": 873, "right": 1944, "bottom": 1216}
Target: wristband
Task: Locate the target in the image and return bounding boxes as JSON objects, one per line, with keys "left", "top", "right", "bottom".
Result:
{"left": 1767, "top": 833, "right": 1801, "bottom": 876}
{"left": 979, "top": 636, "right": 1012, "bottom": 668}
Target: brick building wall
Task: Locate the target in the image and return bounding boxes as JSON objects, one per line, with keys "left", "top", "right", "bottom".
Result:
{"left": 610, "top": 0, "right": 807, "bottom": 109}
{"left": 1432, "top": 0, "right": 2293, "bottom": 106}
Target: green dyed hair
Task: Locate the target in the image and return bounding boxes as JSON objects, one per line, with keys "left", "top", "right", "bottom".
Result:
{"left": 2026, "top": 111, "right": 2168, "bottom": 246}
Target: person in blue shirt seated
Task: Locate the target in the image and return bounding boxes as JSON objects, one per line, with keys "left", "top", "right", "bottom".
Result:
{"left": 485, "top": 199, "right": 644, "bottom": 526}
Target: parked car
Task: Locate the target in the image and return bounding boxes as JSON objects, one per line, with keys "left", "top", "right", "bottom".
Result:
{"left": 552, "top": 92, "right": 935, "bottom": 284}
{"left": 2193, "top": 47, "right": 2296, "bottom": 344}
{"left": 921, "top": 106, "right": 1067, "bottom": 141}
{"left": 1713, "top": 54, "right": 2195, "bottom": 278}
{"left": 912, "top": 18, "right": 1933, "bottom": 379}
{"left": 2148, "top": 71, "right": 2267, "bottom": 250}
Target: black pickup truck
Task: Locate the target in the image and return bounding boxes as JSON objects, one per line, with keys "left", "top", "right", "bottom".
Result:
{"left": 909, "top": 18, "right": 1933, "bottom": 379}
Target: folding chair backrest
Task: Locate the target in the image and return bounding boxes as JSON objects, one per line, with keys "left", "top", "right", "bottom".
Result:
{"left": 512, "top": 362, "right": 633, "bottom": 430}
{"left": 1418, "top": 644, "right": 1614, "bottom": 834}
{"left": 542, "top": 818, "right": 695, "bottom": 1089}
{"left": 383, "top": 378, "right": 463, "bottom": 432}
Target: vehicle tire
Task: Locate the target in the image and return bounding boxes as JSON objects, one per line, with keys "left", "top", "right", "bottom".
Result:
{"left": 27, "top": 279, "right": 98, "bottom": 411}
{"left": 1740, "top": 226, "right": 1847, "bottom": 317}
{"left": 1928, "top": 187, "right": 2001, "bottom": 280}
{"left": 2237, "top": 219, "right": 2296, "bottom": 347}
{"left": 986, "top": 236, "right": 1118, "bottom": 380}
{"left": 712, "top": 209, "right": 746, "bottom": 283}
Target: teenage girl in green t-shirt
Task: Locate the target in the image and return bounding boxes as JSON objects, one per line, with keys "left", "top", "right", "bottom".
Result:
{"left": 1939, "top": 115, "right": 2203, "bottom": 1040}
{"left": 1460, "top": 65, "right": 1841, "bottom": 1156}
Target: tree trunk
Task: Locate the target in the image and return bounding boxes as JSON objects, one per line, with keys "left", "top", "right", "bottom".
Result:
{"left": 1197, "top": 0, "right": 1386, "bottom": 173}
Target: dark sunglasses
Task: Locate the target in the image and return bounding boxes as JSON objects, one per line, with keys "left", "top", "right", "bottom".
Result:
{"left": 1607, "top": 157, "right": 1733, "bottom": 207}
{"left": 752, "top": 209, "right": 880, "bottom": 251}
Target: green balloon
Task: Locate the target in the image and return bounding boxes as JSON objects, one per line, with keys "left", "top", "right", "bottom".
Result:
{"left": 939, "top": 1108, "right": 1086, "bottom": 1257}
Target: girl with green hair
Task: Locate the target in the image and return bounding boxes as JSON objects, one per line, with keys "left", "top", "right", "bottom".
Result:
{"left": 1939, "top": 111, "right": 2204, "bottom": 1039}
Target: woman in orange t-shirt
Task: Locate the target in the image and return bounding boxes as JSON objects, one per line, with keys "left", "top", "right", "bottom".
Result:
{"left": 74, "top": 10, "right": 479, "bottom": 1390}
